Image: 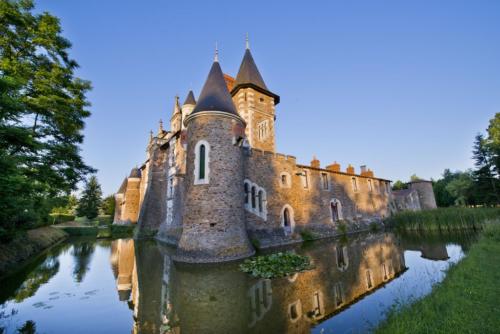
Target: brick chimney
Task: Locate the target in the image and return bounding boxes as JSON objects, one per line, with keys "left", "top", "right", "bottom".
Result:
{"left": 311, "top": 155, "right": 320, "bottom": 168}
{"left": 326, "top": 161, "right": 341, "bottom": 172}
{"left": 346, "top": 164, "right": 355, "bottom": 175}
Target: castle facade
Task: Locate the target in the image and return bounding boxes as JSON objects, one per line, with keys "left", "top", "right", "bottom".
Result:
{"left": 113, "top": 43, "right": 437, "bottom": 262}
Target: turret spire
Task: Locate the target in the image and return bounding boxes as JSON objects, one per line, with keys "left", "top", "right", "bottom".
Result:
{"left": 173, "top": 95, "right": 181, "bottom": 115}
{"left": 158, "top": 119, "right": 163, "bottom": 134}
{"left": 191, "top": 54, "right": 238, "bottom": 115}
{"left": 214, "top": 42, "right": 219, "bottom": 62}
{"left": 245, "top": 33, "right": 250, "bottom": 50}
{"left": 183, "top": 90, "right": 196, "bottom": 106}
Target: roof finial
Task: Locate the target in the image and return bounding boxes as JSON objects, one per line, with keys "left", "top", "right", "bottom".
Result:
{"left": 158, "top": 119, "right": 163, "bottom": 134}
{"left": 149, "top": 129, "right": 153, "bottom": 141}
{"left": 214, "top": 41, "right": 219, "bottom": 62}
{"left": 245, "top": 32, "right": 250, "bottom": 50}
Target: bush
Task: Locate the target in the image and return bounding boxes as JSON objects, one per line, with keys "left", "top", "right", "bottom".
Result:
{"left": 97, "top": 215, "right": 113, "bottom": 226}
{"left": 300, "top": 229, "right": 316, "bottom": 241}
{"left": 240, "top": 252, "right": 312, "bottom": 278}
{"left": 110, "top": 224, "right": 135, "bottom": 237}
{"left": 49, "top": 214, "right": 76, "bottom": 224}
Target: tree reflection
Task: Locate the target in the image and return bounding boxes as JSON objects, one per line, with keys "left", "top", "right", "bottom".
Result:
{"left": 13, "top": 257, "right": 60, "bottom": 303}
{"left": 71, "top": 242, "right": 96, "bottom": 282}
{"left": 17, "top": 320, "right": 36, "bottom": 334}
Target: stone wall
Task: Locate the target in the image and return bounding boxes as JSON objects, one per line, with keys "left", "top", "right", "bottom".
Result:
{"left": 176, "top": 113, "right": 254, "bottom": 262}
{"left": 243, "top": 149, "right": 391, "bottom": 237}
{"left": 122, "top": 177, "right": 140, "bottom": 223}
{"left": 409, "top": 180, "right": 437, "bottom": 210}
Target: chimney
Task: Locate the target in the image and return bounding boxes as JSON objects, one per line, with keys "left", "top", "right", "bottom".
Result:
{"left": 360, "top": 165, "right": 367, "bottom": 174}
{"left": 346, "top": 164, "right": 355, "bottom": 175}
{"left": 311, "top": 155, "right": 320, "bottom": 168}
{"left": 326, "top": 161, "right": 341, "bottom": 172}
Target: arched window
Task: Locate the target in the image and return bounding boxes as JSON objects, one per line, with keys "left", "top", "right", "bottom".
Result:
{"left": 330, "top": 199, "right": 343, "bottom": 222}
{"left": 281, "top": 205, "right": 295, "bottom": 234}
{"left": 336, "top": 245, "right": 349, "bottom": 271}
{"left": 194, "top": 140, "right": 210, "bottom": 185}
{"left": 258, "top": 190, "right": 263, "bottom": 213}
{"left": 244, "top": 182, "right": 250, "bottom": 206}
{"left": 251, "top": 186, "right": 256, "bottom": 209}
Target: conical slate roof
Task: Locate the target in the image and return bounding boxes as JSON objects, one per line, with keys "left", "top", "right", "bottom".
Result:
{"left": 183, "top": 90, "right": 196, "bottom": 106}
{"left": 192, "top": 61, "right": 238, "bottom": 115}
{"left": 129, "top": 167, "right": 141, "bottom": 178}
{"left": 233, "top": 49, "right": 268, "bottom": 90}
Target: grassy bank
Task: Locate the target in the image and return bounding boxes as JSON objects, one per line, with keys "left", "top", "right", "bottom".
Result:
{"left": 376, "top": 222, "right": 500, "bottom": 333}
{"left": 385, "top": 207, "right": 500, "bottom": 231}
{"left": 0, "top": 227, "right": 68, "bottom": 277}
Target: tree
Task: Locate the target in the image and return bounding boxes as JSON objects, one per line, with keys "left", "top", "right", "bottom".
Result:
{"left": 445, "top": 171, "right": 474, "bottom": 206}
{"left": 392, "top": 180, "right": 407, "bottom": 191}
{"left": 101, "top": 195, "right": 115, "bottom": 216}
{"left": 486, "top": 113, "right": 500, "bottom": 177}
{"left": 0, "top": 0, "right": 93, "bottom": 232}
{"left": 472, "top": 134, "right": 500, "bottom": 205}
{"left": 77, "top": 176, "right": 102, "bottom": 219}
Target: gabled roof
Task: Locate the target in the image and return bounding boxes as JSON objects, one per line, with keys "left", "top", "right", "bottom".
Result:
{"left": 192, "top": 60, "right": 238, "bottom": 115}
{"left": 234, "top": 49, "right": 268, "bottom": 90}
{"left": 183, "top": 90, "right": 196, "bottom": 106}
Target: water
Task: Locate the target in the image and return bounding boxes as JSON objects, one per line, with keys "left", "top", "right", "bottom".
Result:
{"left": 0, "top": 232, "right": 476, "bottom": 334}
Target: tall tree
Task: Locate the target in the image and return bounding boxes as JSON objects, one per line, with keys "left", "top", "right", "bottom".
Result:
{"left": 472, "top": 134, "right": 500, "bottom": 205}
{"left": 77, "top": 176, "right": 102, "bottom": 219}
{"left": 101, "top": 195, "right": 115, "bottom": 216}
{"left": 0, "top": 0, "right": 93, "bottom": 231}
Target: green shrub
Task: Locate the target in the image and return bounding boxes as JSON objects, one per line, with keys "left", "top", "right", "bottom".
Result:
{"left": 250, "top": 237, "right": 261, "bottom": 249}
{"left": 338, "top": 221, "right": 348, "bottom": 234}
{"left": 300, "top": 229, "right": 316, "bottom": 241}
{"left": 97, "top": 215, "right": 113, "bottom": 226}
{"left": 49, "top": 214, "right": 76, "bottom": 224}
{"left": 110, "top": 224, "right": 135, "bottom": 237}
{"left": 97, "top": 226, "right": 111, "bottom": 238}
{"left": 240, "top": 252, "right": 312, "bottom": 278}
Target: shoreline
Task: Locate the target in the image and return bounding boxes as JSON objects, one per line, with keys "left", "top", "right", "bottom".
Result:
{"left": 0, "top": 227, "right": 68, "bottom": 279}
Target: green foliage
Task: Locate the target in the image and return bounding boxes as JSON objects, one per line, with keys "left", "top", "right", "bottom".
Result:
{"left": 49, "top": 213, "right": 75, "bottom": 224}
{"left": 385, "top": 207, "right": 500, "bottom": 231}
{"left": 76, "top": 176, "right": 102, "bottom": 219}
{"left": 110, "top": 224, "right": 135, "bottom": 237}
{"left": 392, "top": 180, "right": 407, "bottom": 191}
{"left": 337, "top": 221, "right": 348, "bottom": 234}
{"left": 100, "top": 195, "right": 115, "bottom": 216}
{"left": 0, "top": 0, "right": 93, "bottom": 233}
{"left": 299, "top": 229, "right": 316, "bottom": 241}
{"left": 96, "top": 215, "right": 113, "bottom": 226}
{"left": 240, "top": 252, "right": 312, "bottom": 279}
{"left": 250, "top": 237, "right": 261, "bottom": 249}
{"left": 57, "top": 226, "right": 98, "bottom": 236}
{"left": 376, "top": 223, "right": 500, "bottom": 333}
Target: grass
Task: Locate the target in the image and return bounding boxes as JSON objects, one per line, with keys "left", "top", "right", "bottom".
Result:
{"left": 240, "top": 252, "right": 312, "bottom": 279}
{"left": 384, "top": 207, "right": 500, "bottom": 231}
{"left": 376, "top": 222, "right": 500, "bottom": 333}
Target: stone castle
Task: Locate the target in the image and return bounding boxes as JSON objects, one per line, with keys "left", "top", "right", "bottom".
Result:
{"left": 113, "top": 42, "right": 437, "bottom": 262}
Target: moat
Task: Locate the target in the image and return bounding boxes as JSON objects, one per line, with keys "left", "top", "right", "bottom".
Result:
{"left": 0, "top": 231, "right": 476, "bottom": 334}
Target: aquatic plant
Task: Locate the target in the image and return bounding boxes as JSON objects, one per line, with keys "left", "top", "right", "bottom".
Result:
{"left": 384, "top": 207, "right": 500, "bottom": 232}
{"left": 239, "top": 252, "right": 312, "bottom": 279}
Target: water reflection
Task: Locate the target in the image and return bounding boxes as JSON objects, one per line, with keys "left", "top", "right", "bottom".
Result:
{"left": 0, "top": 232, "right": 475, "bottom": 334}
{"left": 112, "top": 233, "right": 406, "bottom": 333}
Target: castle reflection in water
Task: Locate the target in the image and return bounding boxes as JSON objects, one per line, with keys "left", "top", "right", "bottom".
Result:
{"left": 109, "top": 233, "right": 450, "bottom": 334}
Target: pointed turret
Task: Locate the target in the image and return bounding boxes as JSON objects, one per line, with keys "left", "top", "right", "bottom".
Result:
{"left": 183, "top": 90, "right": 196, "bottom": 106}
{"left": 192, "top": 57, "right": 238, "bottom": 115}
{"left": 231, "top": 39, "right": 279, "bottom": 104}
{"left": 172, "top": 95, "right": 181, "bottom": 115}
{"left": 170, "top": 95, "right": 182, "bottom": 133}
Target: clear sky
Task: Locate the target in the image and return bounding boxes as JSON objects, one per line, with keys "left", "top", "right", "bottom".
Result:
{"left": 35, "top": 0, "right": 500, "bottom": 195}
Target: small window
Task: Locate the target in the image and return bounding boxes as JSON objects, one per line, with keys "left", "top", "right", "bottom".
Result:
{"left": 194, "top": 140, "right": 209, "bottom": 185}
{"left": 351, "top": 177, "right": 358, "bottom": 192}
{"left": 321, "top": 173, "right": 329, "bottom": 190}
{"left": 281, "top": 174, "right": 287, "bottom": 185}
{"left": 258, "top": 190, "right": 263, "bottom": 213}
{"left": 301, "top": 170, "right": 309, "bottom": 189}
{"left": 259, "top": 97, "right": 264, "bottom": 103}
{"left": 382, "top": 263, "right": 388, "bottom": 281}
{"left": 244, "top": 182, "right": 250, "bottom": 205}
{"left": 336, "top": 246, "right": 348, "bottom": 271}
{"left": 280, "top": 172, "right": 291, "bottom": 188}
{"left": 368, "top": 179, "right": 373, "bottom": 192}
{"left": 251, "top": 186, "right": 256, "bottom": 209}
{"left": 334, "top": 283, "right": 343, "bottom": 307}
{"left": 366, "top": 270, "right": 373, "bottom": 289}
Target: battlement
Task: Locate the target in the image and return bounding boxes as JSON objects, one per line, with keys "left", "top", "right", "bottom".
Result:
{"left": 248, "top": 148, "right": 296, "bottom": 163}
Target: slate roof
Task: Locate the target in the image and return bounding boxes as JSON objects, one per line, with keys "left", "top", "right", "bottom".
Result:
{"left": 233, "top": 49, "right": 268, "bottom": 90}
{"left": 129, "top": 167, "right": 141, "bottom": 178}
{"left": 183, "top": 90, "right": 196, "bottom": 105}
{"left": 192, "top": 60, "right": 238, "bottom": 115}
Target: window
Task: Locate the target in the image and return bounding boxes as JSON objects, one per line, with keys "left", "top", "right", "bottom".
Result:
{"left": 382, "top": 263, "right": 388, "bottom": 281}
{"left": 321, "top": 173, "right": 329, "bottom": 190}
{"left": 368, "top": 179, "right": 373, "bottom": 192}
{"left": 301, "top": 170, "right": 309, "bottom": 189}
{"left": 289, "top": 300, "right": 302, "bottom": 322}
{"left": 257, "top": 120, "right": 269, "bottom": 141}
{"left": 334, "top": 283, "right": 344, "bottom": 307}
{"left": 330, "top": 199, "right": 342, "bottom": 222}
{"left": 351, "top": 177, "right": 358, "bottom": 192}
{"left": 312, "top": 291, "right": 323, "bottom": 318}
{"left": 258, "top": 190, "right": 264, "bottom": 213}
{"left": 244, "top": 182, "right": 250, "bottom": 207}
{"left": 336, "top": 245, "right": 348, "bottom": 271}
{"left": 281, "top": 205, "right": 295, "bottom": 234}
{"left": 280, "top": 172, "right": 291, "bottom": 188}
{"left": 167, "top": 176, "right": 174, "bottom": 198}
{"left": 366, "top": 270, "right": 373, "bottom": 289}
{"left": 251, "top": 186, "right": 256, "bottom": 209}
{"left": 194, "top": 140, "right": 210, "bottom": 185}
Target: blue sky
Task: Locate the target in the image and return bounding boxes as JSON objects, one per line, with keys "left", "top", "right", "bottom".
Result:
{"left": 35, "top": 0, "right": 500, "bottom": 195}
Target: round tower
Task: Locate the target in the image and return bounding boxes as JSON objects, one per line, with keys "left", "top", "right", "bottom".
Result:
{"left": 409, "top": 180, "right": 437, "bottom": 210}
{"left": 176, "top": 52, "right": 254, "bottom": 263}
